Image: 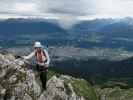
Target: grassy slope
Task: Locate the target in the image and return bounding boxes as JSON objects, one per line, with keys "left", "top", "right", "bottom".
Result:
{"left": 48, "top": 68, "right": 133, "bottom": 100}
{"left": 47, "top": 68, "right": 98, "bottom": 100}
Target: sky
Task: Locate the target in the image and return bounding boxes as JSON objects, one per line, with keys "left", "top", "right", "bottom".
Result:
{"left": 0, "top": 0, "right": 133, "bottom": 28}
{"left": 0, "top": 0, "right": 133, "bottom": 19}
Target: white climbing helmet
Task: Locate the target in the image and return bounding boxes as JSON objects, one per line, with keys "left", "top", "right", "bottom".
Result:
{"left": 34, "top": 41, "right": 43, "bottom": 48}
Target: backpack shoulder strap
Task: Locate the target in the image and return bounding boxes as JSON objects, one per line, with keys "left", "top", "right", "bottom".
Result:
{"left": 43, "top": 49, "right": 48, "bottom": 61}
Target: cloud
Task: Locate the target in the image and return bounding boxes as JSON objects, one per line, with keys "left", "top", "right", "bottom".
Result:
{"left": 13, "top": 2, "right": 37, "bottom": 13}
{"left": 1, "top": 0, "right": 133, "bottom": 28}
{"left": 35, "top": 0, "right": 97, "bottom": 28}
{"left": 0, "top": 0, "right": 15, "bottom": 12}
{"left": 36, "top": 0, "right": 96, "bottom": 16}
{"left": 1, "top": 0, "right": 133, "bottom": 18}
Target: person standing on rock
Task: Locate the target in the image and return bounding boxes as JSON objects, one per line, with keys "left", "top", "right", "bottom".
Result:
{"left": 23, "top": 41, "right": 50, "bottom": 90}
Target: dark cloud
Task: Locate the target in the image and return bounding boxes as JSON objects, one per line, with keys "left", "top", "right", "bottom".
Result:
{"left": 37, "top": 0, "right": 96, "bottom": 16}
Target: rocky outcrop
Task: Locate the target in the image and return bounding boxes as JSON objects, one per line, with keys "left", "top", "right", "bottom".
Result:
{"left": 0, "top": 52, "right": 92, "bottom": 100}
{"left": 0, "top": 53, "right": 41, "bottom": 100}
{"left": 39, "top": 75, "right": 85, "bottom": 100}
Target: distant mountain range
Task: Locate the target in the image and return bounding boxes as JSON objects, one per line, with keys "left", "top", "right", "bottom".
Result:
{"left": 70, "top": 17, "right": 133, "bottom": 50}
{"left": 1, "top": 17, "right": 133, "bottom": 35}
{"left": 0, "top": 17, "right": 133, "bottom": 50}
{"left": 71, "top": 17, "right": 133, "bottom": 36}
{"left": 0, "top": 18, "right": 65, "bottom": 35}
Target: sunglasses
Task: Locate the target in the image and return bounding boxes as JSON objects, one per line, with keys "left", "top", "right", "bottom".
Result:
{"left": 34, "top": 47, "right": 41, "bottom": 49}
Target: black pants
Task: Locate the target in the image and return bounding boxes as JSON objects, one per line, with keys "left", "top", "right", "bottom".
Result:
{"left": 36, "top": 64, "right": 48, "bottom": 89}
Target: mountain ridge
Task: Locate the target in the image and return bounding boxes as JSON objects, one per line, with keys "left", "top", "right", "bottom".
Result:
{"left": 0, "top": 51, "right": 98, "bottom": 100}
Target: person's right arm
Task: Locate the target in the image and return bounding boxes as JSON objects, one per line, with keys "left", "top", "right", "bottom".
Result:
{"left": 23, "top": 51, "right": 35, "bottom": 60}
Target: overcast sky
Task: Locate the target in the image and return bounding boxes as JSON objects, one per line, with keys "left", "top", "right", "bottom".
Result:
{"left": 0, "top": 0, "right": 133, "bottom": 20}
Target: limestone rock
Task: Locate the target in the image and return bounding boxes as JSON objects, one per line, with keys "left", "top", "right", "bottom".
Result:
{"left": 0, "top": 52, "right": 87, "bottom": 100}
